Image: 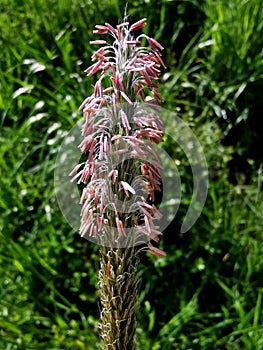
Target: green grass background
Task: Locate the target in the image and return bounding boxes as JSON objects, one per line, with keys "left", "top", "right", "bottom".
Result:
{"left": 1, "top": 0, "right": 263, "bottom": 349}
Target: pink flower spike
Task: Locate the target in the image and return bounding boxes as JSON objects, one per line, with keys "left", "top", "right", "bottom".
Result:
{"left": 148, "top": 245, "right": 166, "bottom": 257}
{"left": 130, "top": 18, "right": 147, "bottom": 31}
{"left": 71, "top": 15, "right": 166, "bottom": 266}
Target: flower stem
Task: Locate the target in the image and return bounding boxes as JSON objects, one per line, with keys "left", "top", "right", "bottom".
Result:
{"left": 98, "top": 246, "right": 140, "bottom": 350}
{"left": 72, "top": 15, "right": 166, "bottom": 349}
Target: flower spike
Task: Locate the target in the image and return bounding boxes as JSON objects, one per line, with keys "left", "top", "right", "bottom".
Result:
{"left": 72, "top": 15, "right": 166, "bottom": 349}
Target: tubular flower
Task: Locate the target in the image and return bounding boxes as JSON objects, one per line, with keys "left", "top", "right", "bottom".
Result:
{"left": 71, "top": 16, "right": 167, "bottom": 350}
{"left": 70, "top": 16, "right": 166, "bottom": 255}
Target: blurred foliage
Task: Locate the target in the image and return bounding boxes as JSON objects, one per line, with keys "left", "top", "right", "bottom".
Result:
{"left": 0, "top": 0, "right": 262, "bottom": 349}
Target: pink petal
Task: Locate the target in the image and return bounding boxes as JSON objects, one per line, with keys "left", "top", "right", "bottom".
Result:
{"left": 126, "top": 40, "right": 141, "bottom": 45}
{"left": 120, "top": 181, "right": 135, "bottom": 195}
{"left": 130, "top": 18, "right": 147, "bottom": 31}
{"left": 117, "top": 22, "right": 129, "bottom": 28}
{"left": 116, "top": 217, "right": 126, "bottom": 236}
{"left": 93, "top": 29, "right": 108, "bottom": 35}
{"left": 89, "top": 40, "right": 107, "bottom": 45}
{"left": 105, "top": 22, "right": 118, "bottom": 35}
{"left": 147, "top": 37, "right": 164, "bottom": 51}
{"left": 120, "top": 91, "right": 132, "bottom": 104}
{"left": 148, "top": 245, "right": 166, "bottom": 257}
{"left": 95, "top": 25, "right": 109, "bottom": 30}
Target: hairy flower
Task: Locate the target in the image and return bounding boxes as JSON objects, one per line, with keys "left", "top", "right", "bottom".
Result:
{"left": 71, "top": 16, "right": 166, "bottom": 255}
{"left": 71, "top": 15, "right": 167, "bottom": 350}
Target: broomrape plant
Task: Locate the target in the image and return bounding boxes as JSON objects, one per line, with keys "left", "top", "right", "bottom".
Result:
{"left": 70, "top": 15, "right": 166, "bottom": 349}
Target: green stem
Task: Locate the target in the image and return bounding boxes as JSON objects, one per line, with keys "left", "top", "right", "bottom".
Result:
{"left": 98, "top": 246, "right": 140, "bottom": 350}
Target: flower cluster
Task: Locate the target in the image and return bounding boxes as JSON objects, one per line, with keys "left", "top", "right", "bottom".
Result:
{"left": 70, "top": 17, "right": 166, "bottom": 256}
